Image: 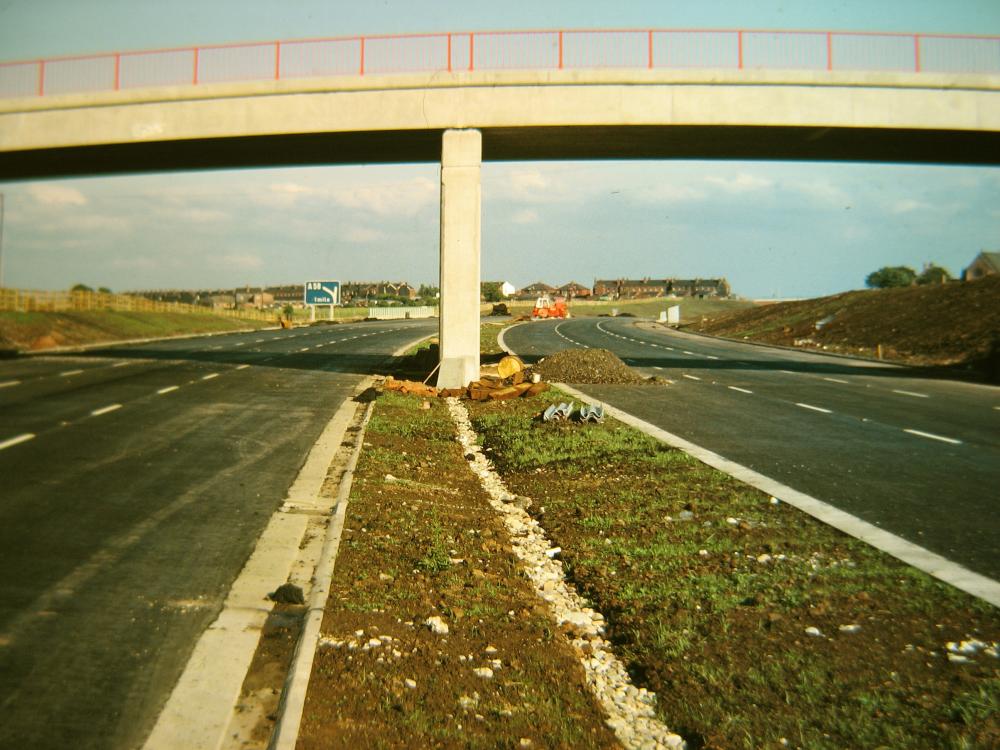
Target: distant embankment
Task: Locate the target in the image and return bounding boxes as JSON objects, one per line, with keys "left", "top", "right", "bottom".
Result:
{"left": 0, "top": 310, "right": 271, "bottom": 353}
{"left": 685, "top": 276, "right": 1000, "bottom": 381}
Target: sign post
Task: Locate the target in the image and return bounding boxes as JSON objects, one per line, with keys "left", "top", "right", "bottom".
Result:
{"left": 304, "top": 281, "right": 340, "bottom": 321}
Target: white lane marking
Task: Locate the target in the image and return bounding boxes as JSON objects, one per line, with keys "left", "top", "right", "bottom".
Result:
{"left": 210, "top": 346, "right": 223, "bottom": 350}
{"left": 234, "top": 342, "right": 245, "bottom": 347}
{"left": 0, "top": 380, "right": 20, "bottom": 388}
{"left": 682, "top": 350, "right": 696, "bottom": 356}
{"left": 824, "top": 377, "right": 850, "bottom": 384}
{"left": 111, "top": 362, "right": 132, "bottom": 368}
{"left": 780, "top": 370, "right": 796, "bottom": 375}
{"left": 893, "top": 389, "right": 929, "bottom": 399}
{"left": 706, "top": 355, "right": 719, "bottom": 360}
{"left": 157, "top": 386, "right": 179, "bottom": 395}
{"left": 91, "top": 403, "right": 122, "bottom": 416}
{"left": 0, "top": 433, "right": 35, "bottom": 451}
{"left": 654, "top": 366, "right": 664, "bottom": 371}
{"left": 728, "top": 386, "right": 753, "bottom": 394}
{"left": 59, "top": 369, "right": 84, "bottom": 377}
{"left": 663, "top": 346, "right": 674, "bottom": 351}
{"left": 202, "top": 373, "right": 220, "bottom": 381}
{"left": 796, "top": 402, "right": 832, "bottom": 414}
{"left": 235, "top": 364, "right": 250, "bottom": 370}
{"left": 682, "top": 374, "right": 701, "bottom": 381}
{"left": 300, "top": 347, "right": 311, "bottom": 352}
{"left": 904, "top": 429, "right": 961, "bottom": 445}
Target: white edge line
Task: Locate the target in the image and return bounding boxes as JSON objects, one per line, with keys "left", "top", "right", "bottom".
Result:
{"left": 0, "top": 433, "right": 35, "bottom": 450}
{"left": 201, "top": 373, "right": 220, "bottom": 381}
{"left": 823, "top": 377, "right": 850, "bottom": 384}
{"left": 0, "top": 380, "right": 21, "bottom": 388}
{"left": 903, "top": 428, "right": 962, "bottom": 445}
{"left": 893, "top": 389, "right": 929, "bottom": 399}
{"left": 555, "top": 382, "right": 1000, "bottom": 609}
{"left": 157, "top": 386, "right": 179, "bottom": 395}
{"left": 91, "top": 403, "right": 122, "bottom": 416}
{"left": 796, "top": 402, "right": 832, "bottom": 414}
{"left": 235, "top": 364, "right": 251, "bottom": 370}
{"left": 728, "top": 386, "right": 753, "bottom": 394}
{"left": 682, "top": 374, "right": 701, "bottom": 381}
{"left": 59, "top": 369, "right": 84, "bottom": 377}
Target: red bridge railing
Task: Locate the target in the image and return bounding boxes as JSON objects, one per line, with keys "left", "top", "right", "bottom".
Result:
{"left": 1, "top": 28, "right": 998, "bottom": 99}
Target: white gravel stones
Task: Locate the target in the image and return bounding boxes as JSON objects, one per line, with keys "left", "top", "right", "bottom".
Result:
{"left": 804, "top": 626, "right": 823, "bottom": 637}
{"left": 425, "top": 616, "right": 449, "bottom": 635}
{"left": 405, "top": 678, "right": 417, "bottom": 689}
{"left": 838, "top": 624, "right": 862, "bottom": 634}
{"left": 473, "top": 667, "right": 494, "bottom": 679}
{"left": 946, "top": 639, "right": 998, "bottom": 660}
{"left": 446, "top": 398, "right": 685, "bottom": 750}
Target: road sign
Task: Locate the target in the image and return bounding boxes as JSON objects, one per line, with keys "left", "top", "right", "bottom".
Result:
{"left": 304, "top": 281, "right": 340, "bottom": 305}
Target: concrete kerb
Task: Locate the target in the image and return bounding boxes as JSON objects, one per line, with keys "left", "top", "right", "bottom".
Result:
{"left": 142, "top": 332, "right": 434, "bottom": 750}
{"left": 554, "top": 382, "right": 1000, "bottom": 609}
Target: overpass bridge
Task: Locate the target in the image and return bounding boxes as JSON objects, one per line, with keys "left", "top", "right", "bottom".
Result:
{"left": 2, "top": 29, "right": 999, "bottom": 386}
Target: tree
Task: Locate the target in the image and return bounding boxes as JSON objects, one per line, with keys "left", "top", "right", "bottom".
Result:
{"left": 865, "top": 266, "right": 916, "bottom": 289}
{"left": 917, "top": 264, "right": 952, "bottom": 285}
{"left": 417, "top": 284, "right": 439, "bottom": 300}
{"left": 98, "top": 286, "right": 112, "bottom": 294}
{"left": 71, "top": 283, "right": 93, "bottom": 292}
{"left": 481, "top": 281, "right": 502, "bottom": 303}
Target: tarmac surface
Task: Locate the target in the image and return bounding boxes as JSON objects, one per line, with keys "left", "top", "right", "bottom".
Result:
{"left": 504, "top": 317, "right": 1000, "bottom": 581}
{"left": 0, "top": 319, "right": 435, "bottom": 750}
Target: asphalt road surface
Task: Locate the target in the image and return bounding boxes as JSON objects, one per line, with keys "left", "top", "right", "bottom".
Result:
{"left": 503, "top": 317, "right": 1000, "bottom": 581}
{"left": 0, "top": 319, "right": 435, "bottom": 750}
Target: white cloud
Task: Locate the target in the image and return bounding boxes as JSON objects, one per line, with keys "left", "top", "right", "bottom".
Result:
{"left": 633, "top": 183, "right": 706, "bottom": 204}
{"left": 891, "top": 199, "right": 931, "bottom": 215}
{"left": 511, "top": 208, "right": 539, "bottom": 224}
{"left": 788, "top": 180, "right": 851, "bottom": 207}
{"left": 342, "top": 226, "right": 385, "bottom": 243}
{"left": 214, "top": 254, "right": 263, "bottom": 269}
{"left": 331, "top": 178, "right": 436, "bottom": 217}
{"left": 29, "top": 184, "right": 87, "bottom": 206}
{"left": 705, "top": 173, "right": 773, "bottom": 193}
{"left": 270, "top": 182, "right": 312, "bottom": 195}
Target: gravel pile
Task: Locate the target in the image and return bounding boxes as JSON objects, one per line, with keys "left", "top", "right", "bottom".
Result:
{"left": 533, "top": 348, "right": 649, "bottom": 385}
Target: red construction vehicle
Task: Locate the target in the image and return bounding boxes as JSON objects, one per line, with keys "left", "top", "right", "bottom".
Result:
{"left": 531, "top": 295, "right": 569, "bottom": 319}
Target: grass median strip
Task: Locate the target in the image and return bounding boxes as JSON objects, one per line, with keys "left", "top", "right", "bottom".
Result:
{"left": 465, "top": 388, "right": 999, "bottom": 750}
{"left": 295, "top": 391, "right": 618, "bottom": 749}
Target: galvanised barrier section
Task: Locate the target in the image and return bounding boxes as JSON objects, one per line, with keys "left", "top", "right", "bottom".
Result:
{"left": 2, "top": 29, "right": 998, "bottom": 99}
{"left": 366, "top": 305, "right": 437, "bottom": 320}
{"left": 0, "top": 287, "right": 274, "bottom": 321}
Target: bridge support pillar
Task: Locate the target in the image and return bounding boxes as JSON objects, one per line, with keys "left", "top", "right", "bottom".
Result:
{"left": 437, "top": 128, "right": 482, "bottom": 389}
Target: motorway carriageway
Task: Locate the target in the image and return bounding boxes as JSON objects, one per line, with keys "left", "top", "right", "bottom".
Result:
{"left": 503, "top": 317, "right": 1000, "bottom": 582}
{"left": 0, "top": 319, "right": 435, "bottom": 750}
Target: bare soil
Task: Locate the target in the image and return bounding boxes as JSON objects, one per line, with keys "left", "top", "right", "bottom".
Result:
{"left": 684, "top": 276, "right": 1000, "bottom": 381}
{"left": 295, "top": 392, "right": 618, "bottom": 749}
{"left": 533, "top": 349, "right": 661, "bottom": 385}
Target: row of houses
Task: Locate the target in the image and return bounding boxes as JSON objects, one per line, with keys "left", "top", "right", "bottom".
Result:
{"left": 135, "top": 275, "right": 732, "bottom": 310}
{"left": 514, "top": 277, "right": 731, "bottom": 300}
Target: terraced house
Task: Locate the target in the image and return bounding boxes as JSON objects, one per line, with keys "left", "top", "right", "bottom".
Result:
{"left": 593, "top": 277, "right": 731, "bottom": 299}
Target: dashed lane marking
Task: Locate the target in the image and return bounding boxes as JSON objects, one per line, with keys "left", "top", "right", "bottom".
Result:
{"left": 59, "top": 369, "right": 84, "bottom": 377}
{"left": 893, "top": 389, "right": 929, "bottom": 399}
{"left": 0, "top": 433, "right": 35, "bottom": 451}
{"left": 728, "top": 386, "right": 753, "bottom": 394}
{"left": 111, "top": 362, "right": 132, "bottom": 368}
{"left": 706, "top": 355, "right": 719, "bottom": 360}
{"left": 91, "top": 404, "right": 122, "bottom": 417}
{"left": 235, "top": 364, "right": 250, "bottom": 370}
{"left": 682, "top": 374, "right": 701, "bottom": 381}
{"left": 0, "top": 380, "right": 20, "bottom": 388}
{"left": 255, "top": 339, "right": 265, "bottom": 343}
{"left": 300, "top": 347, "right": 311, "bottom": 352}
{"left": 780, "top": 370, "right": 796, "bottom": 375}
{"left": 157, "top": 386, "right": 179, "bottom": 395}
{"left": 796, "top": 402, "right": 833, "bottom": 414}
{"left": 904, "top": 429, "right": 962, "bottom": 445}
{"left": 824, "top": 377, "right": 850, "bottom": 384}
{"left": 682, "top": 351, "right": 696, "bottom": 356}
{"left": 201, "top": 373, "right": 220, "bottom": 381}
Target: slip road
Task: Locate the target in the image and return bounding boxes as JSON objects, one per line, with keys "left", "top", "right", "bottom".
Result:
{"left": 504, "top": 317, "right": 1000, "bottom": 581}
{"left": 0, "top": 319, "right": 435, "bottom": 750}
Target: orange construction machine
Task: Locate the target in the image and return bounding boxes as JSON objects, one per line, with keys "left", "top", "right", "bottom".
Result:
{"left": 531, "top": 295, "right": 569, "bottom": 319}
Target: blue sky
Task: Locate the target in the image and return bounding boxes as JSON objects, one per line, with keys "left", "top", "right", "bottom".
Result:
{"left": 1, "top": 1, "right": 998, "bottom": 298}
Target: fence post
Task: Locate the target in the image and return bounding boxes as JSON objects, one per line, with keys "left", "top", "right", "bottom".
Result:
{"left": 826, "top": 32, "right": 832, "bottom": 71}
{"left": 114, "top": 53, "right": 121, "bottom": 90}
{"left": 558, "top": 31, "right": 564, "bottom": 70}
{"left": 360, "top": 36, "right": 365, "bottom": 75}
{"left": 648, "top": 30, "right": 654, "bottom": 69}
{"left": 914, "top": 34, "right": 921, "bottom": 72}
{"left": 447, "top": 33, "right": 452, "bottom": 72}
{"left": 38, "top": 60, "right": 45, "bottom": 96}
{"left": 738, "top": 30, "right": 744, "bottom": 70}
{"left": 469, "top": 33, "right": 475, "bottom": 71}
{"left": 274, "top": 41, "right": 281, "bottom": 80}
{"left": 193, "top": 47, "right": 199, "bottom": 84}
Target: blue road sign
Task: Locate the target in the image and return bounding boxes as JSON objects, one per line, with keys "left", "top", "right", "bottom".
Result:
{"left": 304, "top": 281, "right": 340, "bottom": 305}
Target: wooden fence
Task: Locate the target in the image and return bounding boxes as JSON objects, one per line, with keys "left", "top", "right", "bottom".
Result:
{"left": 0, "top": 288, "right": 275, "bottom": 322}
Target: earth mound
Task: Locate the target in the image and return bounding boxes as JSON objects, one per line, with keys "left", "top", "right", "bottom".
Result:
{"left": 533, "top": 348, "right": 651, "bottom": 384}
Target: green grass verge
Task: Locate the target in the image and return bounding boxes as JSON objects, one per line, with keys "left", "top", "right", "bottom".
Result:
{"left": 467, "top": 390, "right": 1000, "bottom": 750}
